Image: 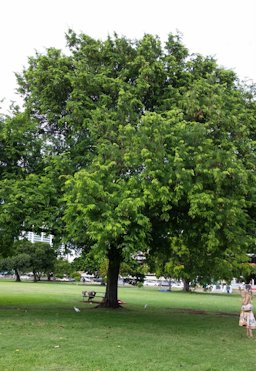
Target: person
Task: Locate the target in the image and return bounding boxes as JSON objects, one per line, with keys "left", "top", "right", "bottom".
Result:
{"left": 239, "top": 284, "right": 256, "bottom": 337}
{"left": 226, "top": 284, "right": 231, "bottom": 294}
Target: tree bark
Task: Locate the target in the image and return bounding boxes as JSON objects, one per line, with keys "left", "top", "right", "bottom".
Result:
{"left": 15, "top": 268, "right": 21, "bottom": 282}
{"left": 183, "top": 279, "right": 190, "bottom": 292}
{"left": 33, "top": 270, "right": 38, "bottom": 282}
{"left": 99, "top": 246, "right": 121, "bottom": 308}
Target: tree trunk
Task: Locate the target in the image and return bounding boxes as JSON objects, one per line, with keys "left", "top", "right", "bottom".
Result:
{"left": 183, "top": 279, "right": 190, "bottom": 292}
{"left": 99, "top": 246, "right": 121, "bottom": 308}
{"left": 33, "top": 270, "right": 37, "bottom": 282}
{"left": 15, "top": 268, "right": 21, "bottom": 282}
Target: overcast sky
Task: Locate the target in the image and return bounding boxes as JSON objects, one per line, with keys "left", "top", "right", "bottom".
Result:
{"left": 1, "top": 0, "right": 256, "bottom": 113}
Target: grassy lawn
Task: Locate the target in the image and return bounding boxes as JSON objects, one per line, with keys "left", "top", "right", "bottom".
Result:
{"left": 0, "top": 281, "right": 255, "bottom": 371}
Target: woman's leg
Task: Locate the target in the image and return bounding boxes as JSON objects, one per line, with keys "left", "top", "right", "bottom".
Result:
{"left": 246, "top": 326, "right": 253, "bottom": 337}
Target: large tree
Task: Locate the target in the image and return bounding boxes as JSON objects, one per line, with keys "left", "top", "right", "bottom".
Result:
{"left": 2, "top": 31, "right": 256, "bottom": 305}
{"left": 147, "top": 63, "right": 256, "bottom": 289}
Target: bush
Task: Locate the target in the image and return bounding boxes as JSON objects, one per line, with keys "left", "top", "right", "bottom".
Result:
{"left": 70, "top": 272, "right": 81, "bottom": 282}
{"left": 137, "top": 282, "right": 143, "bottom": 288}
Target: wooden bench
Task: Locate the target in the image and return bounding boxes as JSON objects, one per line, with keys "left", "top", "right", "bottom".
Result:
{"left": 82, "top": 290, "right": 105, "bottom": 302}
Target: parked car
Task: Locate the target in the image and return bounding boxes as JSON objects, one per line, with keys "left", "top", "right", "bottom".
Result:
{"left": 144, "top": 280, "right": 158, "bottom": 286}
{"left": 80, "top": 277, "right": 91, "bottom": 282}
{"left": 20, "top": 274, "right": 33, "bottom": 280}
{"left": 171, "top": 281, "right": 184, "bottom": 288}
{"left": 158, "top": 280, "right": 171, "bottom": 287}
{"left": 59, "top": 277, "right": 75, "bottom": 282}
{"left": 93, "top": 277, "right": 103, "bottom": 283}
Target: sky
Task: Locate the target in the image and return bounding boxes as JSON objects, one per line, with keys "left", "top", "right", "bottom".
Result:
{"left": 1, "top": 0, "right": 256, "bottom": 113}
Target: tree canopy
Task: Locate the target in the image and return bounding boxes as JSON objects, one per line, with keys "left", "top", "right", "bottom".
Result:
{"left": 0, "top": 240, "right": 56, "bottom": 282}
{"left": 1, "top": 31, "right": 256, "bottom": 306}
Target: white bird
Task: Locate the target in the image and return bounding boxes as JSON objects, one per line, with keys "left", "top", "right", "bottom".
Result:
{"left": 144, "top": 304, "right": 148, "bottom": 309}
{"left": 73, "top": 306, "right": 80, "bottom": 312}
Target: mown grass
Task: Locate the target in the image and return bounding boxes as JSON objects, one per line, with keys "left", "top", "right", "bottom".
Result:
{"left": 0, "top": 281, "right": 255, "bottom": 371}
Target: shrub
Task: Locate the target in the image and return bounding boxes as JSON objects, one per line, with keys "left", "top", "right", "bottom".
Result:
{"left": 70, "top": 272, "right": 81, "bottom": 282}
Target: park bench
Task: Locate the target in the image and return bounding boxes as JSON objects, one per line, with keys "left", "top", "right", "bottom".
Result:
{"left": 82, "top": 290, "right": 105, "bottom": 302}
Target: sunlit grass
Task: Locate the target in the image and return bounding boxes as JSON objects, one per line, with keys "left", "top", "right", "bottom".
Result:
{"left": 0, "top": 281, "right": 255, "bottom": 371}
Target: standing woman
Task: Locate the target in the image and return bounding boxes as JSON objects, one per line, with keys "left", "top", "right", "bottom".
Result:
{"left": 239, "top": 284, "right": 256, "bottom": 337}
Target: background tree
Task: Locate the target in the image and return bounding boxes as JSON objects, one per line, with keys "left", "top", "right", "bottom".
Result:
{"left": 0, "top": 111, "right": 43, "bottom": 256}
{"left": 0, "top": 106, "right": 72, "bottom": 258}
{"left": 54, "top": 258, "right": 72, "bottom": 278}
{"left": 0, "top": 253, "right": 30, "bottom": 282}
{"left": 71, "top": 249, "right": 105, "bottom": 276}
{"left": 14, "top": 240, "right": 56, "bottom": 281}
{"left": 0, "top": 239, "right": 57, "bottom": 282}
{"left": 120, "top": 259, "right": 147, "bottom": 285}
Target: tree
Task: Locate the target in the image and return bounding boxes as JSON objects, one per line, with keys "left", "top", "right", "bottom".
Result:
{"left": 3, "top": 31, "right": 256, "bottom": 305}
{"left": 15, "top": 240, "right": 56, "bottom": 281}
{"left": 54, "top": 258, "right": 72, "bottom": 278}
{"left": 71, "top": 249, "right": 105, "bottom": 276}
{"left": 0, "top": 104, "right": 72, "bottom": 258}
{"left": 147, "top": 68, "right": 256, "bottom": 290}
{"left": 120, "top": 259, "right": 147, "bottom": 285}
{"left": 0, "top": 253, "right": 30, "bottom": 282}
{"left": 0, "top": 111, "right": 43, "bottom": 256}
{"left": 0, "top": 240, "right": 56, "bottom": 282}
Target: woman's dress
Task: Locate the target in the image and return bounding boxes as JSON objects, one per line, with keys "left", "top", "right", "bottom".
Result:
{"left": 239, "top": 303, "right": 256, "bottom": 329}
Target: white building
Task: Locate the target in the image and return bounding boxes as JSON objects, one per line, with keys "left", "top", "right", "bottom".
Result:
{"left": 21, "top": 231, "right": 53, "bottom": 245}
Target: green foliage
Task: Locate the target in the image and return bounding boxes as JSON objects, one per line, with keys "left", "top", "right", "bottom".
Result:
{"left": 99, "top": 258, "right": 108, "bottom": 282}
{"left": 16, "top": 240, "right": 56, "bottom": 279}
{"left": 0, "top": 240, "right": 57, "bottom": 281}
{"left": 71, "top": 248, "right": 105, "bottom": 275}
{"left": 70, "top": 271, "right": 81, "bottom": 281}
{"left": 54, "top": 258, "right": 72, "bottom": 278}
{"left": 120, "top": 259, "right": 147, "bottom": 283}
{"left": 1, "top": 31, "right": 256, "bottom": 304}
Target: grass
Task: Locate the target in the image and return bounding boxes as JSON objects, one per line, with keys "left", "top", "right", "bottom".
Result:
{"left": 0, "top": 281, "right": 255, "bottom": 371}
